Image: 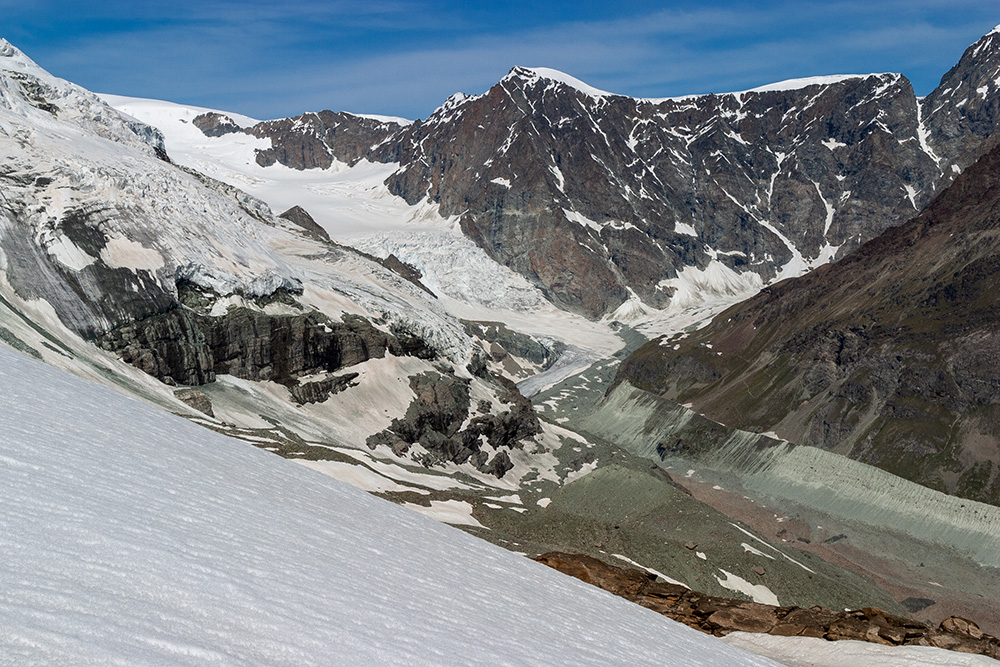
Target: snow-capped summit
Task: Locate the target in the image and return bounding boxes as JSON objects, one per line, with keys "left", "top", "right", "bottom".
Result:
{"left": 0, "top": 36, "right": 42, "bottom": 71}
{"left": 505, "top": 65, "right": 616, "bottom": 98}
{"left": 739, "top": 73, "right": 883, "bottom": 94}
{"left": 163, "top": 29, "right": 1000, "bottom": 327}
{"left": 0, "top": 37, "right": 166, "bottom": 156}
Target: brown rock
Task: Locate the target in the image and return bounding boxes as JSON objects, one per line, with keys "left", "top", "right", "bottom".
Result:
{"left": 941, "top": 616, "right": 984, "bottom": 639}
{"left": 783, "top": 607, "right": 841, "bottom": 628}
{"left": 192, "top": 112, "right": 241, "bottom": 137}
{"left": 534, "top": 552, "right": 650, "bottom": 598}
{"left": 798, "top": 626, "right": 827, "bottom": 639}
{"left": 769, "top": 623, "right": 806, "bottom": 637}
{"left": 531, "top": 551, "right": 1000, "bottom": 661}
{"left": 927, "top": 631, "right": 965, "bottom": 651}
{"left": 706, "top": 606, "right": 778, "bottom": 634}
{"left": 878, "top": 626, "right": 906, "bottom": 645}
{"left": 173, "top": 388, "right": 214, "bottom": 417}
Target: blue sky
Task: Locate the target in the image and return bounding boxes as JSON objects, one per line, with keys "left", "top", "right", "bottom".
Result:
{"left": 3, "top": 1, "right": 998, "bottom": 120}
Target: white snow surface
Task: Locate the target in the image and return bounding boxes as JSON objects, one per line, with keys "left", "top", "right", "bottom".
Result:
{"left": 0, "top": 49, "right": 487, "bottom": 369}
{"left": 514, "top": 67, "right": 615, "bottom": 97}
{"left": 740, "top": 74, "right": 871, "bottom": 94}
{"left": 0, "top": 345, "right": 781, "bottom": 666}
{"left": 715, "top": 569, "right": 780, "bottom": 606}
{"left": 724, "top": 633, "right": 998, "bottom": 667}
{"left": 511, "top": 65, "right": 882, "bottom": 104}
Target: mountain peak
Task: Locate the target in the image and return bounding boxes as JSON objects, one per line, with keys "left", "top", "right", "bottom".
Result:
{"left": 0, "top": 37, "right": 43, "bottom": 74}
{"left": 504, "top": 66, "right": 615, "bottom": 98}
{"left": 0, "top": 37, "right": 20, "bottom": 56}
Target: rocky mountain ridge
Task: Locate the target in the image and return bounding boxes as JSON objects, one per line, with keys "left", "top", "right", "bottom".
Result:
{"left": 201, "top": 27, "right": 1000, "bottom": 318}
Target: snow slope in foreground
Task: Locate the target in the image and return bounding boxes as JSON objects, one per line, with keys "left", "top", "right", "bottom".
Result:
{"left": 0, "top": 345, "right": 778, "bottom": 667}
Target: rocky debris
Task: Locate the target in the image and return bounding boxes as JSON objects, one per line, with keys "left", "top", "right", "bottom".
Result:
{"left": 617, "top": 140, "right": 1000, "bottom": 505}
{"left": 287, "top": 372, "right": 359, "bottom": 404}
{"left": 278, "top": 205, "right": 330, "bottom": 242}
{"left": 173, "top": 388, "right": 214, "bottom": 417}
{"left": 192, "top": 112, "right": 242, "bottom": 137}
{"left": 535, "top": 552, "right": 1000, "bottom": 660}
{"left": 366, "top": 371, "right": 540, "bottom": 478}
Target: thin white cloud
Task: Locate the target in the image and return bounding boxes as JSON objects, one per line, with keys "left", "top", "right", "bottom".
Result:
{"left": 13, "top": 0, "right": 1000, "bottom": 119}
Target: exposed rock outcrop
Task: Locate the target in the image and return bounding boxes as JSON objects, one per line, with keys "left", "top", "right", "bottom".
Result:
{"left": 288, "top": 372, "right": 360, "bottom": 404}
{"left": 98, "top": 296, "right": 395, "bottom": 388}
{"left": 246, "top": 111, "right": 401, "bottom": 169}
{"left": 192, "top": 112, "right": 242, "bottom": 137}
{"left": 366, "top": 371, "right": 540, "bottom": 477}
{"left": 278, "top": 205, "right": 330, "bottom": 241}
{"left": 463, "top": 320, "right": 559, "bottom": 370}
{"left": 535, "top": 552, "right": 1000, "bottom": 659}
{"left": 173, "top": 388, "right": 214, "bottom": 417}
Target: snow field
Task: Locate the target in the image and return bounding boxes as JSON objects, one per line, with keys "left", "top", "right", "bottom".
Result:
{"left": 0, "top": 345, "right": 782, "bottom": 666}
{"left": 723, "top": 632, "right": 998, "bottom": 667}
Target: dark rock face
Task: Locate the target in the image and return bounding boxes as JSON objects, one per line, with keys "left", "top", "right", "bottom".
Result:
{"left": 380, "top": 254, "right": 425, "bottom": 289}
{"left": 288, "top": 372, "right": 360, "bottom": 404}
{"left": 463, "top": 320, "right": 559, "bottom": 369}
{"left": 921, "top": 29, "right": 1000, "bottom": 187}
{"left": 237, "top": 28, "right": 1000, "bottom": 317}
{"left": 0, "top": 204, "right": 177, "bottom": 340}
{"left": 536, "top": 552, "right": 1000, "bottom": 660}
{"left": 246, "top": 111, "right": 401, "bottom": 169}
{"left": 278, "top": 205, "right": 330, "bottom": 241}
{"left": 99, "top": 303, "right": 393, "bottom": 388}
{"left": 618, "top": 141, "right": 1000, "bottom": 505}
{"left": 192, "top": 112, "right": 242, "bottom": 137}
{"left": 366, "top": 371, "right": 540, "bottom": 478}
